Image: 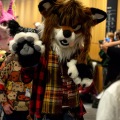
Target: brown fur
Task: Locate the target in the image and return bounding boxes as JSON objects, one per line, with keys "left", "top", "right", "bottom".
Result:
{"left": 42, "top": 0, "right": 97, "bottom": 63}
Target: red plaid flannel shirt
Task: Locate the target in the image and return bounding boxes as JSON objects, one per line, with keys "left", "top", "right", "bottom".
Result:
{"left": 21, "top": 56, "right": 47, "bottom": 118}
{"left": 21, "top": 55, "right": 86, "bottom": 118}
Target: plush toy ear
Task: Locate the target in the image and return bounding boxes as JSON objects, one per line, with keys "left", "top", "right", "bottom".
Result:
{"left": 91, "top": 8, "right": 107, "bottom": 25}
{"left": 38, "top": 0, "right": 56, "bottom": 17}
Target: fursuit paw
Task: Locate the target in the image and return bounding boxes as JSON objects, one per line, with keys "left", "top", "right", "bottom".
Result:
{"left": 9, "top": 32, "right": 45, "bottom": 67}
{"left": 81, "top": 78, "right": 93, "bottom": 88}
{"left": 67, "top": 59, "right": 81, "bottom": 85}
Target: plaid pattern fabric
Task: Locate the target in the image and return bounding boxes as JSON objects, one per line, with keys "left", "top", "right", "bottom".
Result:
{"left": 21, "top": 56, "right": 47, "bottom": 118}
{"left": 42, "top": 51, "right": 86, "bottom": 117}
{"left": 21, "top": 51, "right": 86, "bottom": 118}
{"left": 42, "top": 51, "right": 63, "bottom": 114}
{"left": 62, "top": 75, "right": 81, "bottom": 107}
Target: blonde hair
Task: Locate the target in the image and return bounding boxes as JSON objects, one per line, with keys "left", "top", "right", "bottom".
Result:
{"left": 106, "top": 32, "right": 114, "bottom": 40}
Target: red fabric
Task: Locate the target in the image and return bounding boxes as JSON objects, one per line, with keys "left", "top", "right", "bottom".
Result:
{"left": 0, "top": 84, "right": 4, "bottom": 90}
{"left": 79, "top": 99, "right": 86, "bottom": 116}
{"left": 21, "top": 57, "right": 47, "bottom": 118}
{"left": 21, "top": 56, "right": 86, "bottom": 118}
{"left": 79, "top": 82, "right": 98, "bottom": 95}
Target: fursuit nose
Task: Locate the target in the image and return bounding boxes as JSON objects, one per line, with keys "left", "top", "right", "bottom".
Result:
{"left": 63, "top": 30, "right": 72, "bottom": 38}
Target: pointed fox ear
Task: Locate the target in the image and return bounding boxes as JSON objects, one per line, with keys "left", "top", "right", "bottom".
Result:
{"left": 38, "top": 0, "right": 56, "bottom": 18}
{"left": 91, "top": 8, "right": 107, "bottom": 25}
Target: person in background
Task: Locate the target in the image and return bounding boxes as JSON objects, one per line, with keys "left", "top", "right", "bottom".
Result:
{"left": 99, "top": 32, "right": 114, "bottom": 87}
{"left": 92, "top": 32, "right": 114, "bottom": 108}
{"left": 96, "top": 39, "right": 120, "bottom": 120}
{"left": 101, "top": 30, "right": 120, "bottom": 50}
{"left": 113, "top": 29, "right": 120, "bottom": 47}
{"left": 114, "top": 29, "right": 120, "bottom": 41}
{"left": 104, "top": 32, "right": 114, "bottom": 43}
{"left": 102, "top": 30, "right": 120, "bottom": 87}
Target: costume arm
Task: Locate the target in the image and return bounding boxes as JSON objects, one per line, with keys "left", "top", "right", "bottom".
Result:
{"left": 100, "top": 40, "right": 120, "bottom": 53}
{"left": 107, "top": 40, "right": 120, "bottom": 47}
{"left": 103, "top": 40, "right": 120, "bottom": 47}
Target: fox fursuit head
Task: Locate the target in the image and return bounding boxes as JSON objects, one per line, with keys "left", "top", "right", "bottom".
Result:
{"left": 38, "top": 0, "right": 107, "bottom": 62}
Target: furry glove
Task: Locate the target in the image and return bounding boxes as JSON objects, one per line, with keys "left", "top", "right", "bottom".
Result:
{"left": 9, "top": 32, "right": 45, "bottom": 67}
{"left": 67, "top": 59, "right": 93, "bottom": 87}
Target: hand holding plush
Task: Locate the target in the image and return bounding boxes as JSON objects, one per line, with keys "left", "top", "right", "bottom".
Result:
{"left": 67, "top": 59, "right": 93, "bottom": 87}
{"left": 67, "top": 59, "right": 81, "bottom": 85}
{"left": 76, "top": 63, "right": 93, "bottom": 88}
{"left": 9, "top": 32, "right": 45, "bottom": 67}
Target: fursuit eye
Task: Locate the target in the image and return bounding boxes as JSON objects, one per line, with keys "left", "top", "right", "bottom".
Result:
{"left": 73, "top": 25, "right": 81, "bottom": 31}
